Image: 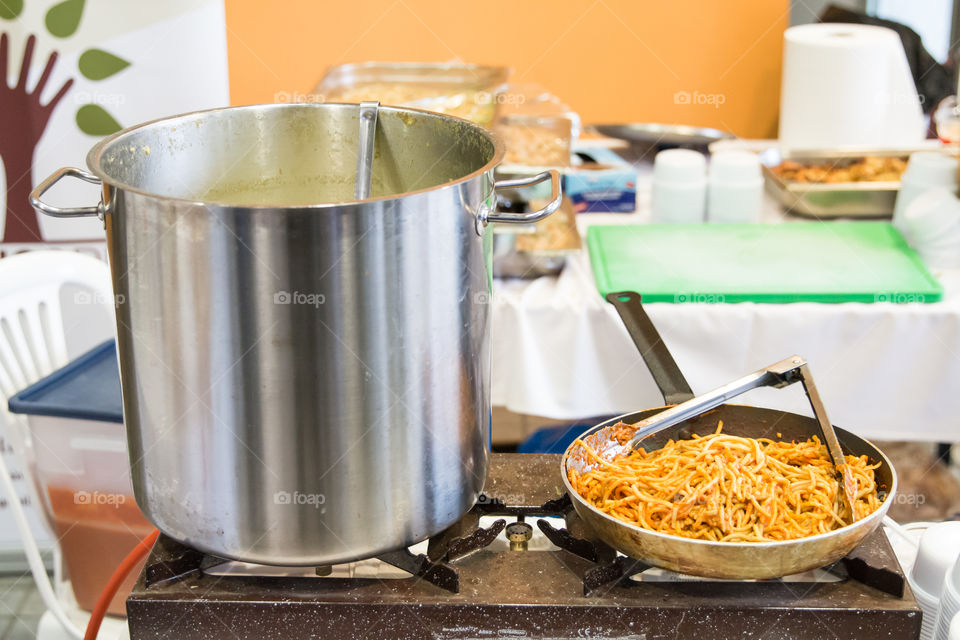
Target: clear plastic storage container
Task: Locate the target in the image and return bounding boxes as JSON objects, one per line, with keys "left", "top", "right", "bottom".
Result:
{"left": 314, "top": 62, "right": 509, "bottom": 127}
{"left": 493, "top": 83, "right": 579, "bottom": 170}
{"left": 495, "top": 114, "right": 573, "bottom": 168}
{"left": 8, "top": 341, "right": 152, "bottom": 616}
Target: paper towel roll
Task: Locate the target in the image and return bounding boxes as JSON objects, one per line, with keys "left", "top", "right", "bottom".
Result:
{"left": 779, "top": 23, "right": 925, "bottom": 151}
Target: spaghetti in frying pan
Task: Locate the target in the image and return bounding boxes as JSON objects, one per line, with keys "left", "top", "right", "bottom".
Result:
{"left": 567, "top": 422, "right": 882, "bottom": 542}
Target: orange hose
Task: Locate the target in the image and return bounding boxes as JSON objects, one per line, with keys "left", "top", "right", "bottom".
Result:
{"left": 84, "top": 529, "right": 160, "bottom": 640}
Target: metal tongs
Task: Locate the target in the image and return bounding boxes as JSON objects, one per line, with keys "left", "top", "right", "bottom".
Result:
{"left": 354, "top": 101, "right": 379, "bottom": 200}
{"left": 626, "top": 355, "right": 860, "bottom": 522}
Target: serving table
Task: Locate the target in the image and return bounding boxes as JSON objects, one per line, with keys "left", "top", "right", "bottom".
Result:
{"left": 491, "top": 174, "right": 960, "bottom": 442}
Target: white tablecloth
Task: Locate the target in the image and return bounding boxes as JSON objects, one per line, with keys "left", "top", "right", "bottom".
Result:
{"left": 491, "top": 181, "right": 960, "bottom": 443}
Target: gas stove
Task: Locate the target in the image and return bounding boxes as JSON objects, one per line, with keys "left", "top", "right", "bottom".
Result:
{"left": 126, "top": 453, "right": 921, "bottom": 640}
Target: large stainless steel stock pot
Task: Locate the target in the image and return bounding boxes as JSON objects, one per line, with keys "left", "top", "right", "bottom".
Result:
{"left": 30, "top": 103, "right": 561, "bottom": 565}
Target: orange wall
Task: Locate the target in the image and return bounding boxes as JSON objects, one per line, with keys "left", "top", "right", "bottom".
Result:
{"left": 224, "top": 1, "right": 788, "bottom": 138}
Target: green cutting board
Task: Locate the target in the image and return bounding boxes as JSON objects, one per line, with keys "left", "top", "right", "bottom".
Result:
{"left": 586, "top": 222, "right": 943, "bottom": 303}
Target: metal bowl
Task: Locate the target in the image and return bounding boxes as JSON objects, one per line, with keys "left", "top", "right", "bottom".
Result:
{"left": 593, "top": 123, "right": 733, "bottom": 152}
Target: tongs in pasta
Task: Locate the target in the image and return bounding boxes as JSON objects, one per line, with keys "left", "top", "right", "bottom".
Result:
{"left": 625, "top": 355, "right": 860, "bottom": 522}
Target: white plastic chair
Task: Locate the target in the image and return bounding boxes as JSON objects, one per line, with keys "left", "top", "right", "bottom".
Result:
{"left": 0, "top": 250, "right": 115, "bottom": 639}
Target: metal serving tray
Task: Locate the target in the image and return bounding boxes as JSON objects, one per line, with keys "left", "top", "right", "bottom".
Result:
{"left": 759, "top": 147, "right": 906, "bottom": 219}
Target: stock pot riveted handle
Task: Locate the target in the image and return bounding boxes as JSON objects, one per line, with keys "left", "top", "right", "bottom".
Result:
{"left": 485, "top": 169, "right": 562, "bottom": 226}
{"left": 29, "top": 167, "right": 104, "bottom": 220}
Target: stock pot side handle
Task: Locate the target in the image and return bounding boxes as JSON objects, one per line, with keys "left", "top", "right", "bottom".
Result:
{"left": 485, "top": 169, "right": 562, "bottom": 225}
{"left": 29, "top": 167, "right": 104, "bottom": 219}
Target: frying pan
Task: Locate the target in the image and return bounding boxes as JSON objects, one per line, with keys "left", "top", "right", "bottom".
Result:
{"left": 560, "top": 291, "right": 897, "bottom": 579}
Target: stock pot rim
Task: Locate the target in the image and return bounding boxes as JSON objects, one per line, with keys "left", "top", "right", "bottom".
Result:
{"left": 84, "top": 102, "right": 506, "bottom": 210}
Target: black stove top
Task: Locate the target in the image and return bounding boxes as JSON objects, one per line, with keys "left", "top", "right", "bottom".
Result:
{"left": 126, "top": 453, "right": 921, "bottom": 640}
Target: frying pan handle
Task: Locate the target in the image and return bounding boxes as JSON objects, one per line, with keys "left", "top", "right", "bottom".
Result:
{"left": 605, "top": 291, "right": 694, "bottom": 405}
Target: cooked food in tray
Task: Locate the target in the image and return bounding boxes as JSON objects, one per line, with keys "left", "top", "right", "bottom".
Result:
{"left": 771, "top": 156, "right": 907, "bottom": 183}
{"left": 567, "top": 422, "right": 882, "bottom": 542}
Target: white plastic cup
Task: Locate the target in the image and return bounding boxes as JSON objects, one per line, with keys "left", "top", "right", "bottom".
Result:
{"left": 935, "top": 558, "right": 960, "bottom": 640}
{"left": 894, "top": 152, "right": 959, "bottom": 231}
{"left": 902, "top": 189, "right": 960, "bottom": 244}
{"left": 652, "top": 149, "right": 707, "bottom": 223}
{"left": 949, "top": 610, "right": 960, "bottom": 640}
{"left": 899, "top": 188, "right": 960, "bottom": 268}
{"left": 707, "top": 150, "right": 763, "bottom": 223}
{"left": 905, "top": 152, "right": 960, "bottom": 183}
{"left": 910, "top": 523, "right": 960, "bottom": 640}
{"left": 911, "top": 523, "right": 960, "bottom": 597}
{"left": 911, "top": 575, "right": 942, "bottom": 640}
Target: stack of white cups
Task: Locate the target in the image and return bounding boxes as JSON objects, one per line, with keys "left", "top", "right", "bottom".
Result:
{"left": 707, "top": 150, "right": 764, "bottom": 223}
{"left": 893, "top": 152, "right": 960, "bottom": 269}
{"left": 651, "top": 149, "right": 707, "bottom": 223}
{"left": 909, "top": 522, "right": 960, "bottom": 640}
{"left": 899, "top": 188, "right": 960, "bottom": 269}
{"left": 937, "top": 558, "right": 960, "bottom": 640}
{"left": 893, "top": 152, "right": 958, "bottom": 225}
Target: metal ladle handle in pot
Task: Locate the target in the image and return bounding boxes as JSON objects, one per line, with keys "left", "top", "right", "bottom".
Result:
{"left": 29, "top": 167, "right": 104, "bottom": 219}
{"left": 485, "top": 170, "right": 562, "bottom": 227}
{"left": 354, "top": 101, "right": 379, "bottom": 201}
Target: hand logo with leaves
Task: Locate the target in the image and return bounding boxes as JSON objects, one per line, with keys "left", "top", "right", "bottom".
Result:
{"left": 1, "top": 0, "right": 129, "bottom": 243}
{"left": 0, "top": 33, "right": 73, "bottom": 242}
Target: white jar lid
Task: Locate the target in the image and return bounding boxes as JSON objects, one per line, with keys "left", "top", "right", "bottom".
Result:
{"left": 903, "top": 151, "right": 957, "bottom": 186}
{"left": 709, "top": 149, "right": 761, "bottom": 183}
{"left": 654, "top": 148, "right": 707, "bottom": 184}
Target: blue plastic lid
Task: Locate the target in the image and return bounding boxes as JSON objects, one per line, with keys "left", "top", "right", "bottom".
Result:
{"left": 7, "top": 340, "right": 123, "bottom": 424}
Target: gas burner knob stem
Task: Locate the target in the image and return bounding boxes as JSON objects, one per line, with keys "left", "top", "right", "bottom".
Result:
{"left": 506, "top": 522, "right": 534, "bottom": 551}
